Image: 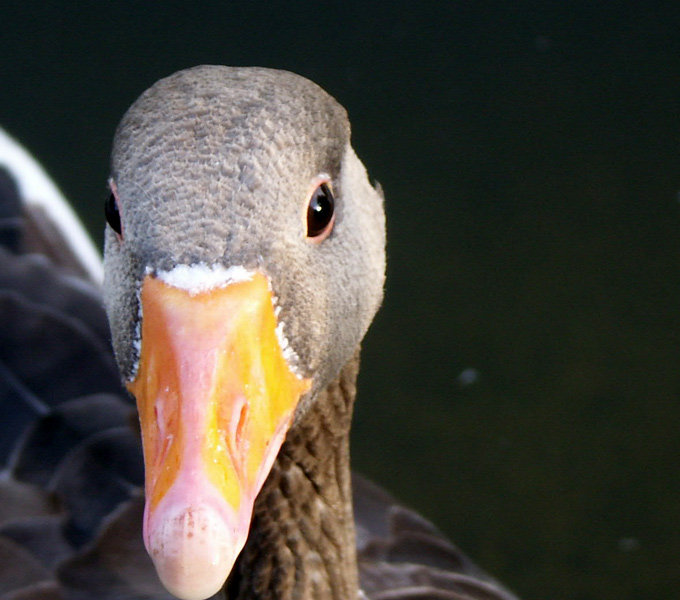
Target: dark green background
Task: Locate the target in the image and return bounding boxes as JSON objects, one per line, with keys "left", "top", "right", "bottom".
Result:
{"left": 3, "top": 3, "right": 679, "bottom": 598}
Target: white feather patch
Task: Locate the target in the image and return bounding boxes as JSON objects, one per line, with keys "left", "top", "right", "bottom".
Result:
{"left": 156, "top": 263, "right": 253, "bottom": 295}
{"left": 275, "top": 318, "right": 303, "bottom": 376}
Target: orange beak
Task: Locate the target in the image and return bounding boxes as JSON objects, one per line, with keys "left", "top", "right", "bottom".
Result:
{"left": 127, "top": 271, "right": 311, "bottom": 600}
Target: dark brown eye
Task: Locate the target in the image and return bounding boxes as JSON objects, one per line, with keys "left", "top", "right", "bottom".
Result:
{"left": 306, "top": 182, "right": 335, "bottom": 239}
{"left": 105, "top": 192, "right": 122, "bottom": 235}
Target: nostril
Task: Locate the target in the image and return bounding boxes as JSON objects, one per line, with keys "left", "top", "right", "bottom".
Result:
{"left": 153, "top": 403, "right": 173, "bottom": 466}
{"left": 226, "top": 396, "right": 249, "bottom": 479}
{"left": 228, "top": 396, "right": 249, "bottom": 452}
{"left": 236, "top": 403, "right": 248, "bottom": 447}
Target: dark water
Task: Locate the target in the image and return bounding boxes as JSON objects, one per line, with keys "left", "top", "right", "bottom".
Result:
{"left": 3, "top": 3, "right": 679, "bottom": 598}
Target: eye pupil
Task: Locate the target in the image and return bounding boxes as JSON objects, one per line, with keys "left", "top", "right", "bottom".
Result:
{"left": 105, "top": 192, "right": 122, "bottom": 235}
{"left": 307, "top": 182, "right": 334, "bottom": 238}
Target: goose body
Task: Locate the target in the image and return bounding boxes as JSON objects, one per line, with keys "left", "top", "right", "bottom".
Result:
{"left": 0, "top": 67, "right": 519, "bottom": 600}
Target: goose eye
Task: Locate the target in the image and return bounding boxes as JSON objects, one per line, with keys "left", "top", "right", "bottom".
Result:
{"left": 105, "top": 192, "right": 122, "bottom": 235}
{"left": 306, "top": 182, "right": 335, "bottom": 239}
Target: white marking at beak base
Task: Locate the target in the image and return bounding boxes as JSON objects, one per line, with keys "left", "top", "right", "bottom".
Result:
{"left": 156, "top": 263, "right": 254, "bottom": 295}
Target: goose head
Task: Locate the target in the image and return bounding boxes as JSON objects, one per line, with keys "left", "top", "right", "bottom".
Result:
{"left": 103, "top": 66, "right": 385, "bottom": 600}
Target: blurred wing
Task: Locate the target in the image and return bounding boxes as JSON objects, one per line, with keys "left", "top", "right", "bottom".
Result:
{"left": 0, "top": 132, "right": 180, "bottom": 599}
{"left": 353, "top": 475, "right": 520, "bottom": 600}
{"left": 0, "top": 127, "right": 103, "bottom": 283}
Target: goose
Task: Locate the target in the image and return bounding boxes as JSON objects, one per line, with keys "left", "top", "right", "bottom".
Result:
{"left": 0, "top": 66, "right": 519, "bottom": 600}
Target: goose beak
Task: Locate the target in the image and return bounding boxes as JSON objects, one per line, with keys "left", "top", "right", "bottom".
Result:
{"left": 127, "top": 271, "right": 311, "bottom": 600}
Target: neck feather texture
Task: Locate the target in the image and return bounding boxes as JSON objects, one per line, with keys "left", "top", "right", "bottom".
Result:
{"left": 225, "top": 351, "right": 361, "bottom": 600}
